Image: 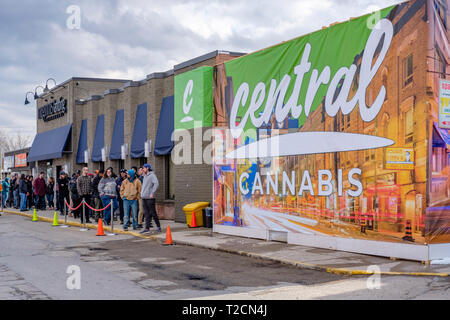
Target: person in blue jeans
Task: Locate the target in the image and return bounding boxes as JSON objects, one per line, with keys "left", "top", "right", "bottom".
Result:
{"left": 119, "top": 169, "right": 142, "bottom": 231}
{"left": 98, "top": 168, "right": 118, "bottom": 225}
{"left": 1, "top": 177, "right": 10, "bottom": 208}
{"left": 19, "top": 174, "right": 28, "bottom": 211}
{"left": 46, "top": 177, "right": 55, "bottom": 210}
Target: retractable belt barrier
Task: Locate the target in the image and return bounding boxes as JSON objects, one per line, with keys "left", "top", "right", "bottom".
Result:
{"left": 64, "top": 199, "right": 115, "bottom": 234}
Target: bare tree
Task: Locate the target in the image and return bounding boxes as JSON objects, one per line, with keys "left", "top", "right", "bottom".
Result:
{"left": 0, "top": 130, "right": 33, "bottom": 174}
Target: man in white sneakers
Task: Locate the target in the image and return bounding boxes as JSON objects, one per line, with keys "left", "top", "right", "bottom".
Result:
{"left": 140, "top": 164, "right": 161, "bottom": 233}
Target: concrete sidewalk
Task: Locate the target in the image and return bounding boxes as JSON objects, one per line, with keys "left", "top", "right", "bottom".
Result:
{"left": 2, "top": 207, "right": 449, "bottom": 277}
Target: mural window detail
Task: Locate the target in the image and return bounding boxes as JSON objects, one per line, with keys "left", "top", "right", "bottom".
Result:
{"left": 403, "top": 54, "right": 413, "bottom": 87}
{"left": 435, "top": 0, "right": 448, "bottom": 30}
{"left": 405, "top": 108, "right": 414, "bottom": 144}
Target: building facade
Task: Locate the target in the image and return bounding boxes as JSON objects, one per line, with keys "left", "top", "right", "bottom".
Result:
{"left": 29, "top": 51, "right": 244, "bottom": 222}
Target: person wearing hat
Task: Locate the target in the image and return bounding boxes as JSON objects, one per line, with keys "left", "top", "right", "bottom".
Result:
{"left": 120, "top": 169, "right": 141, "bottom": 231}
{"left": 140, "top": 163, "right": 161, "bottom": 233}
{"left": 76, "top": 167, "right": 93, "bottom": 224}
{"left": 116, "top": 169, "right": 127, "bottom": 224}
{"left": 1, "top": 177, "right": 10, "bottom": 208}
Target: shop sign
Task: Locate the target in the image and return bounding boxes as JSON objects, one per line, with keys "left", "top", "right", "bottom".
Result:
{"left": 38, "top": 97, "right": 68, "bottom": 122}
{"left": 174, "top": 66, "right": 213, "bottom": 131}
{"left": 385, "top": 148, "right": 414, "bottom": 170}
{"left": 3, "top": 156, "right": 14, "bottom": 171}
{"left": 14, "top": 153, "right": 27, "bottom": 167}
{"left": 439, "top": 79, "right": 450, "bottom": 129}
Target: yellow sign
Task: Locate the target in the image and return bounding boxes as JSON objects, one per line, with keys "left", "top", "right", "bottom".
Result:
{"left": 385, "top": 148, "right": 414, "bottom": 170}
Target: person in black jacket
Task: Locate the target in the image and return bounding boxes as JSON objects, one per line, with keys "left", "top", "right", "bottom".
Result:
{"left": 116, "top": 169, "right": 127, "bottom": 225}
{"left": 70, "top": 172, "right": 81, "bottom": 219}
{"left": 12, "top": 174, "right": 19, "bottom": 209}
{"left": 57, "top": 172, "right": 70, "bottom": 216}
{"left": 26, "top": 175, "right": 33, "bottom": 210}
{"left": 19, "top": 174, "right": 28, "bottom": 211}
{"left": 46, "top": 177, "right": 55, "bottom": 210}
{"left": 92, "top": 169, "right": 104, "bottom": 222}
{"left": 8, "top": 174, "right": 17, "bottom": 208}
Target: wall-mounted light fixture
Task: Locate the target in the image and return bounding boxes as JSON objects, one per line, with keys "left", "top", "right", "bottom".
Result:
{"left": 24, "top": 92, "right": 34, "bottom": 105}
{"left": 101, "top": 146, "right": 108, "bottom": 162}
{"left": 34, "top": 85, "right": 45, "bottom": 100}
{"left": 84, "top": 149, "right": 90, "bottom": 164}
{"left": 44, "top": 78, "right": 57, "bottom": 93}
{"left": 121, "top": 144, "right": 128, "bottom": 160}
{"left": 144, "top": 140, "right": 152, "bottom": 157}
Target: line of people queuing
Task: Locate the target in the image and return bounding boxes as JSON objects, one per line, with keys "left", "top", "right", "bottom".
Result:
{"left": 1, "top": 173, "right": 55, "bottom": 212}
{"left": 1, "top": 164, "right": 161, "bottom": 234}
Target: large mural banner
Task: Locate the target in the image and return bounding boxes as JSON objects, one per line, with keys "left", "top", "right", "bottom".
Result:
{"left": 213, "top": 0, "right": 450, "bottom": 245}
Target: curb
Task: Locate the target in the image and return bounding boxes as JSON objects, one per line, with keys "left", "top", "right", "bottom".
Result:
{"left": 3, "top": 209, "right": 158, "bottom": 241}
{"left": 3, "top": 209, "right": 449, "bottom": 277}
{"left": 158, "top": 237, "right": 449, "bottom": 277}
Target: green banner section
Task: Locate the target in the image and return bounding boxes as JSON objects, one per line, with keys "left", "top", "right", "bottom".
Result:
{"left": 223, "top": 5, "right": 395, "bottom": 141}
{"left": 174, "top": 66, "right": 213, "bottom": 131}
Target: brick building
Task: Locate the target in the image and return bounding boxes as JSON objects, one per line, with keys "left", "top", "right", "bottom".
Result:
{"left": 29, "top": 51, "right": 244, "bottom": 222}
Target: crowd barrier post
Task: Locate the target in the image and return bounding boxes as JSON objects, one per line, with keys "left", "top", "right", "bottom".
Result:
{"left": 108, "top": 199, "right": 116, "bottom": 236}
{"left": 80, "top": 200, "right": 89, "bottom": 231}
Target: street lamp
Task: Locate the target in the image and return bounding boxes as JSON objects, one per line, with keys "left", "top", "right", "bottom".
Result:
{"left": 34, "top": 85, "right": 45, "bottom": 100}
{"left": 44, "top": 78, "right": 56, "bottom": 93}
{"left": 24, "top": 91, "right": 34, "bottom": 105}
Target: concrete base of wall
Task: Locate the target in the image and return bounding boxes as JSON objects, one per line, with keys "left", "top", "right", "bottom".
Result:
{"left": 213, "top": 224, "right": 450, "bottom": 262}
{"left": 157, "top": 203, "right": 175, "bottom": 220}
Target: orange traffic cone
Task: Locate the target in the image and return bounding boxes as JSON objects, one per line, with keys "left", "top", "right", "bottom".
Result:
{"left": 96, "top": 218, "right": 105, "bottom": 236}
{"left": 163, "top": 225, "right": 173, "bottom": 245}
{"left": 190, "top": 210, "right": 198, "bottom": 228}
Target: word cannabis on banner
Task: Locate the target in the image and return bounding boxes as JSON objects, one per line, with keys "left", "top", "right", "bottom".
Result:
{"left": 174, "top": 66, "right": 213, "bottom": 131}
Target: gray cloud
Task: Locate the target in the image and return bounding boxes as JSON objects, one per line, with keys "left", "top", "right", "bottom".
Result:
{"left": 0, "top": 0, "right": 401, "bottom": 141}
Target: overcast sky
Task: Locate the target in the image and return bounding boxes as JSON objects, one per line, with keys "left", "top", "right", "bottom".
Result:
{"left": 0, "top": 0, "right": 402, "bottom": 140}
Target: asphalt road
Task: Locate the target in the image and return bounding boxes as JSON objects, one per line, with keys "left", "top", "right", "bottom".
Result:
{"left": 0, "top": 212, "right": 448, "bottom": 300}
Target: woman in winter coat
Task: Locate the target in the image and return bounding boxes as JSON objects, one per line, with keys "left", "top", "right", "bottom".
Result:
{"left": 46, "top": 177, "right": 55, "bottom": 210}
{"left": 26, "top": 176, "right": 33, "bottom": 209}
{"left": 98, "top": 168, "right": 119, "bottom": 225}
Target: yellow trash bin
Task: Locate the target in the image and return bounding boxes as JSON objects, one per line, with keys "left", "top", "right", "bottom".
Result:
{"left": 183, "top": 202, "right": 210, "bottom": 227}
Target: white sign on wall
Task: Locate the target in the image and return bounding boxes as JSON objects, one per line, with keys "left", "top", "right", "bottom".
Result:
{"left": 3, "top": 156, "right": 14, "bottom": 171}
{"left": 439, "top": 79, "right": 450, "bottom": 129}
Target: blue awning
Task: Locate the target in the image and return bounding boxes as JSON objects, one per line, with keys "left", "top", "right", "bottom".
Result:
{"left": 109, "top": 109, "right": 124, "bottom": 160}
{"left": 130, "top": 103, "right": 147, "bottom": 158}
{"left": 154, "top": 96, "right": 174, "bottom": 156}
{"left": 91, "top": 115, "right": 105, "bottom": 162}
{"left": 76, "top": 119, "right": 88, "bottom": 164}
{"left": 433, "top": 122, "right": 450, "bottom": 149}
{"left": 28, "top": 124, "right": 72, "bottom": 162}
